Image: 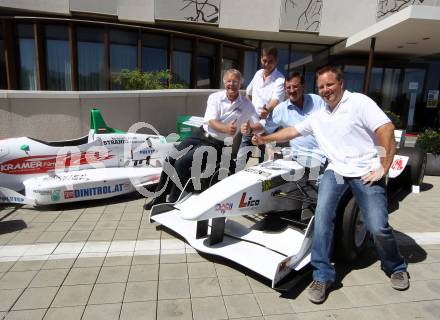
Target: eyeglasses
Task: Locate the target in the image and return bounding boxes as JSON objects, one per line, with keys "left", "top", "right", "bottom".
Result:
{"left": 224, "top": 80, "right": 240, "bottom": 85}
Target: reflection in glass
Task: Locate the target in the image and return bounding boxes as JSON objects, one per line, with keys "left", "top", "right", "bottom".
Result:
{"left": 110, "top": 29, "right": 137, "bottom": 89}
{"left": 142, "top": 47, "right": 167, "bottom": 72}
{"left": 368, "top": 67, "right": 383, "bottom": 105}
{"left": 382, "top": 68, "right": 401, "bottom": 110}
{"left": 142, "top": 34, "right": 168, "bottom": 72}
{"left": 172, "top": 51, "right": 191, "bottom": 88}
{"left": 77, "top": 26, "right": 105, "bottom": 90}
{"left": 343, "top": 65, "right": 365, "bottom": 93}
{"left": 0, "top": 37, "right": 6, "bottom": 89}
{"left": 244, "top": 51, "right": 258, "bottom": 86}
{"left": 196, "top": 56, "right": 212, "bottom": 88}
{"left": 17, "top": 24, "right": 37, "bottom": 90}
{"left": 45, "top": 25, "right": 71, "bottom": 90}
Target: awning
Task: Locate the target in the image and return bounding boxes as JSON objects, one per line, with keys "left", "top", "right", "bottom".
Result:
{"left": 341, "top": 5, "right": 440, "bottom": 56}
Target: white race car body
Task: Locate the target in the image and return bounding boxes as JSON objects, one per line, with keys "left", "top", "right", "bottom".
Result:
{"left": 0, "top": 109, "right": 174, "bottom": 206}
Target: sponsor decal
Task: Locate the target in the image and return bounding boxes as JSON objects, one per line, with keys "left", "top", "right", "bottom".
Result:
{"left": 262, "top": 180, "right": 272, "bottom": 192}
{"left": 215, "top": 202, "right": 233, "bottom": 214}
{"left": 0, "top": 153, "right": 113, "bottom": 175}
{"left": 102, "top": 136, "right": 143, "bottom": 146}
{"left": 388, "top": 155, "right": 409, "bottom": 179}
{"left": 261, "top": 176, "right": 285, "bottom": 192}
{"left": 278, "top": 257, "right": 293, "bottom": 272}
{"left": 63, "top": 183, "right": 126, "bottom": 199}
{"left": 238, "top": 192, "right": 260, "bottom": 209}
{"left": 244, "top": 168, "right": 271, "bottom": 178}
{"left": 64, "top": 190, "right": 74, "bottom": 199}
{"left": 42, "top": 174, "right": 90, "bottom": 182}
{"left": 33, "top": 190, "right": 53, "bottom": 196}
{"left": 139, "top": 148, "right": 156, "bottom": 155}
{"left": 0, "top": 196, "right": 25, "bottom": 203}
{"left": 51, "top": 190, "right": 61, "bottom": 202}
{"left": 392, "top": 158, "right": 404, "bottom": 171}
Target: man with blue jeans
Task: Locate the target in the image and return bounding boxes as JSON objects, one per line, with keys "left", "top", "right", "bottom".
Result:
{"left": 253, "top": 65, "right": 408, "bottom": 304}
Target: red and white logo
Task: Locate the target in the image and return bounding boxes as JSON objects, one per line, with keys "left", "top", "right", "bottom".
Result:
{"left": 0, "top": 152, "right": 114, "bottom": 175}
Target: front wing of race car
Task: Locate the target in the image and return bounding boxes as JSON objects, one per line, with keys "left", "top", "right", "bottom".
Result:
{"left": 150, "top": 159, "right": 316, "bottom": 288}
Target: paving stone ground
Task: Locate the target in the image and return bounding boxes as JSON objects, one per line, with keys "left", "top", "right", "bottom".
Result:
{"left": 0, "top": 176, "right": 439, "bottom": 319}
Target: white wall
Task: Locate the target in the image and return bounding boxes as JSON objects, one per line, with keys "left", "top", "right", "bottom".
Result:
{"left": 219, "top": 0, "right": 281, "bottom": 32}
{"left": 0, "top": 0, "right": 69, "bottom": 14}
{"left": 0, "top": 90, "right": 218, "bottom": 140}
{"left": 69, "top": 0, "right": 117, "bottom": 16}
{"left": 320, "top": 0, "right": 377, "bottom": 37}
{"left": 117, "top": 0, "right": 155, "bottom": 23}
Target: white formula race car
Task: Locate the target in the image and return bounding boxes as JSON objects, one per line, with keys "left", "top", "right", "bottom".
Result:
{"left": 0, "top": 109, "right": 175, "bottom": 206}
{"left": 150, "top": 146, "right": 426, "bottom": 290}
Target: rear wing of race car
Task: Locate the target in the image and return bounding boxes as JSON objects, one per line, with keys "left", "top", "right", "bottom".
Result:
{"left": 90, "top": 108, "right": 125, "bottom": 134}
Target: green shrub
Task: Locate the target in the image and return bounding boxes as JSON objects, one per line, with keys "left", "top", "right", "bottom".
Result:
{"left": 415, "top": 129, "right": 440, "bottom": 154}
{"left": 384, "top": 110, "right": 402, "bottom": 129}
{"left": 113, "top": 69, "right": 187, "bottom": 90}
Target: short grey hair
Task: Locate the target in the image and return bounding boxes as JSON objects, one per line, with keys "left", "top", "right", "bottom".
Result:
{"left": 223, "top": 69, "right": 243, "bottom": 84}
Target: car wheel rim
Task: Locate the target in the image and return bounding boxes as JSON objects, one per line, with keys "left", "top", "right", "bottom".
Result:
{"left": 354, "top": 212, "right": 367, "bottom": 248}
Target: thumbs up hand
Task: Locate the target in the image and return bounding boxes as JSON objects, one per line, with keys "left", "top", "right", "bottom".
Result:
{"left": 240, "top": 121, "right": 251, "bottom": 134}
{"left": 226, "top": 118, "right": 237, "bottom": 136}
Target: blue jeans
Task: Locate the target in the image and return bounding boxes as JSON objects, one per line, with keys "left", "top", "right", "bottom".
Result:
{"left": 312, "top": 170, "right": 407, "bottom": 283}
{"left": 239, "top": 133, "right": 265, "bottom": 163}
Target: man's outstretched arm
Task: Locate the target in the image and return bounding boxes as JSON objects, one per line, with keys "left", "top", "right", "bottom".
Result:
{"left": 252, "top": 126, "right": 301, "bottom": 145}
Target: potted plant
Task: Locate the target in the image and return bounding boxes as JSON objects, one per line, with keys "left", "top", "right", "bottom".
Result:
{"left": 415, "top": 129, "right": 440, "bottom": 175}
{"left": 385, "top": 110, "right": 403, "bottom": 129}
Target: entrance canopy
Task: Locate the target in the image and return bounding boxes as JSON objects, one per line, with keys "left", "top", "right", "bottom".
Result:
{"left": 343, "top": 5, "right": 440, "bottom": 56}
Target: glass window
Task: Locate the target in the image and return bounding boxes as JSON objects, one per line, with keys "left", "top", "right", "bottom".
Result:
{"left": 110, "top": 29, "right": 137, "bottom": 89}
{"left": 343, "top": 65, "right": 365, "bottom": 93}
{"left": 142, "top": 33, "right": 168, "bottom": 72}
{"left": 172, "top": 38, "right": 192, "bottom": 88}
{"left": 0, "top": 27, "right": 6, "bottom": 89}
{"left": 17, "top": 24, "right": 37, "bottom": 90}
{"left": 197, "top": 56, "right": 213, "bottom": 88}
{"left": 382, "top": 68, "right": 401, "bottom": 111}
{"left": 173, "top": 51, "right": 191, "bottom": 88}
{"left": 77, "top": 26, "right": 105, "bottom": 91}
{"left": 45, "top": 24, "right": 71, "bottom": 90}
{"left": 197, "top": 41, "right": 215, "bottom": 88}
{"left": 402, "top": 68, "right": 426, "bottom": 129}
{"left": 243, "top": 50, "right": 258, "bottom": 87}
{"left": 368, "top": 67, "right": 383, "bottom": 105}
{"left": 222, "top": 46, "right": 239, "bottom": 87}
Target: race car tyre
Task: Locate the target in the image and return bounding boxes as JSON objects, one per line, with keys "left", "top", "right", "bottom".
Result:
{"left": 395, "top": 147, "right": 427, "bottom": 187}
{"left": 335, "top": 194, "right": 369, "bottom": 262}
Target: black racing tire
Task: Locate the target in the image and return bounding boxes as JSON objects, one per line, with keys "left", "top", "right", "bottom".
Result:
{"left": 334, "top": 193, "right": 369, "bottom": 262}
{"left": 395, "top": 147, "right": 427, "bottom": 187}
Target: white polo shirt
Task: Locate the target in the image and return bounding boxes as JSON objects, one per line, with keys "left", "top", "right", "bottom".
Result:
{"left": 295, "top": 90, "right": 391, "bottom": 177}
{"left": 203, "top": 91, "right": 259, "bottom": 142}
{"left": 246, "top": 68, "right": 285, "bottom": 114}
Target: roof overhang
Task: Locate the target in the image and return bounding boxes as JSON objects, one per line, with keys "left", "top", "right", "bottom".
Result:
{"left": 338, "top": 5, "right": 440, "bottom": 57}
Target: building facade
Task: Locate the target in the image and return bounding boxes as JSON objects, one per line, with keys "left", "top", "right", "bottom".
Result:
{"left": 0, "top": 0, "right": 439, "bottom": 131}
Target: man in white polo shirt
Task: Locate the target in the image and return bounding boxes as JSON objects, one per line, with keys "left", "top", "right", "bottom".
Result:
{"left": 240, "top": 47, "right": 285, "bottom": 162}
{"left": 144, "top": 69, "right": 258, "bottom": 209}
{"left": 252, "top": 65, "right": 408, "bottom": 304}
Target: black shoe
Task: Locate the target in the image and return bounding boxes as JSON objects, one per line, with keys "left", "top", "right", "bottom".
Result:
{"left": 143, "top": 197, "right": 165, "bottom": 210}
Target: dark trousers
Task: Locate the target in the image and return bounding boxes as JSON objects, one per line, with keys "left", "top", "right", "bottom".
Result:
{"left": 154, "top": 127, "right": 224, "bottom": 203}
